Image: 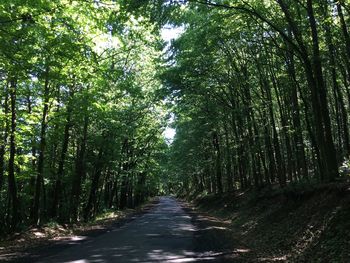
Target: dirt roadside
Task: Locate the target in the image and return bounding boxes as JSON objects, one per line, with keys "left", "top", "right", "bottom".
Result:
{"left": 181, "top": 182, "right": 350, "bottom": 263}
{"left": 180, "top": 199, "right": 250, "bottom": 263}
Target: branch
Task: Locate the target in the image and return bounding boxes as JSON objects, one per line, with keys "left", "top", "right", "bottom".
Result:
{"left": 188, "top": 0, "right": 304, "bottom": 56}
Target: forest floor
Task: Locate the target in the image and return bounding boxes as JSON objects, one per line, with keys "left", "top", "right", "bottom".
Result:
{"left": 187, "top": 181, "right": 350, "bottom": 262}
{"left": 0, "top": 198, "right": 160, "bottom": 262}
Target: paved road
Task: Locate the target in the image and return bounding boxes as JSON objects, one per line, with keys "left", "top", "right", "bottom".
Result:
{"left": 39, "top": 197, "right": 215, "bottom": 263}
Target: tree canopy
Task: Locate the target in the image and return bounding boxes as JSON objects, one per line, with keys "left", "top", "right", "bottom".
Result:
{"left": 0, "top": 0, "right": 168, "bottom": 231}
{"left": 0, "top": 0, "right": 350, "bottom": 233}
{"left": 161, "top": 0, "right": 350, "bottom": 194}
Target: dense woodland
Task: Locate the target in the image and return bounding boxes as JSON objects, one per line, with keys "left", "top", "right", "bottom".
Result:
{"left": 1, "top": 0, "right": 350, "bottom": 234}
{"left": 0, "top": 0, "right": 169, "bottom": 233}
{"left": 166, "top": 0, "right": 350, "bottom": 195}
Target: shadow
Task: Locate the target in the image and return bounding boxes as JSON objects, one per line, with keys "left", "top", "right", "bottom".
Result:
{"left": 22, "top": 197, "right": 228, "bottom": 263}
{"left": 180, "top": 201, "right": 252, "bottom": 262}
{"left": 5, "top": 200, "right": 161, "bottom": 263}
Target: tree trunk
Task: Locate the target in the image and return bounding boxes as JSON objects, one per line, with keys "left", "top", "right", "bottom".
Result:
{"left": 223, "top": 120, "right": 233, "bottom": 192}
{"left": 32, "top": 65, "right": 50, "bottom": 225}
{"left": 323, "top": 1, "right": 350, "bottom": 157}
{"left": 119, "top": 173, "right": 128, "bottom": 209}
{"left": 84, "top": 147, "right": 103, "bottom": 221}
{"left": 70, "top": 114, "right": 88, "bottom": 222}
{"left": 0, "top": 84, "right": 9, "bottom": 191}
{"left": 286, "top": 43, "right": 308, "bottom": 179}
{"left": 306, "top": 0, "right": 338, "bottom": 181}
{"left": 277, "top": 0, "right": 338, "bottom": 181}
{"left": 337, "top": 1, "right": 350, "bottom": 86}
{"left": 212, "top": 131, "right": 223, "bottom": 194}
{"left": 51, "top": 94, "right": 72, "bottom": 220}
{"left": 8, "top": 79, "right": 20, "bottom": 230}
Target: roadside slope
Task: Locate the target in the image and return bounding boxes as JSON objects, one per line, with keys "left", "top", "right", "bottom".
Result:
{"left": 189, "top": 182, "right": 350, "bottom": 262}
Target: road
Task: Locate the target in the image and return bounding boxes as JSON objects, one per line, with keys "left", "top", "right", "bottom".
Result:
{"left": 39, "top": 197, "right": 217, "bottom": 263}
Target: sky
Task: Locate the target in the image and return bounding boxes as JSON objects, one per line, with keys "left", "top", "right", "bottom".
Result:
{"left": 161, "top": 25, "right": 184, "bottom": 42}
{"left": 161, "top": 25, "right": 184, "bottom": 143}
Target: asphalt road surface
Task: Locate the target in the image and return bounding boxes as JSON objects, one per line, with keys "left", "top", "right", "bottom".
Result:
{"left": 39, "top": 197, "right": 217, "bottom": 263}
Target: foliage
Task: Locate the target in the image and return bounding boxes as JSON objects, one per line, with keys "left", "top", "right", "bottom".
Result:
{"left": 0, "top": 0, "right": 168, "bottom": 232}
{"left": 162, "top": 0, "right": 350, "bottom": 195}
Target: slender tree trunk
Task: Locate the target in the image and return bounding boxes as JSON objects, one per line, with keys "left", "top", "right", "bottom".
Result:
{"left": 263, "top": 124, "right": 274, "bottom": 184}
{"left": 277, "top": 0, "right": 338, "bottom": 181}
{"left": 286, "top": 45, "right": 308, "bottom": 179}
{"left": 223, "top": 120, "right": 233, "bottom": 192}
{"left": 51, "top": 92, "right": 73, "bottom": 220}
{"left": 119, "top": 173, "right": 128, "bottom": 209}
{"left": 0, "top": 85, "right": 9, "bottom": 191}
{"left": 270, "top": 65, "right": 294, "bottom": 182}
{"left": 70, "top": 114, "right": 88, "bottom": 222}
{"left": 337, "top": 1, "right": 350, "bottom": 86}
{"left": 26, "top": 92, "right": 37, "bottom": 218}
{"left": 127, "top": 173, "right": 134, "bottom": 208}
{"left": 110, "top": 180, "right": 119, "bottom": 209}
{"left": 307, "top": 0, "right": 338, "bottom": 181}
{"left": 8, "top": 79, "right": 20, "bottom": 230}
{"left": 323, "top": 2, "right": 350, "bottom": 157}
{"left": 212, "top": 131, "right": 223, "bottom": 194}
{"left": 119, "top": 138, "right": 130, "bottom": 209}
{"left": 84, "top": 147, "right": 103, "bottom": 221}
{"left": 263, "top": 75, "right": 286, "bottom": 187}
{"left": 32, "top": 65, "right": 50, "bottom": 225}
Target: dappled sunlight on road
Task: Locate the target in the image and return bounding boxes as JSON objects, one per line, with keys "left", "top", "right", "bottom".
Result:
{"left": 38, "top": 197, "right": 222, "bottom": 263}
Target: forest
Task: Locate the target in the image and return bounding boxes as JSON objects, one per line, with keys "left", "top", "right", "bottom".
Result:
{"left": 0, "top": 0, "right": 350, "bottom": 248}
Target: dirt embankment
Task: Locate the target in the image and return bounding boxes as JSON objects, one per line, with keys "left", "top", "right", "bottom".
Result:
{"left": 187, "top": 182, "right": 350, "bottom": 262}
